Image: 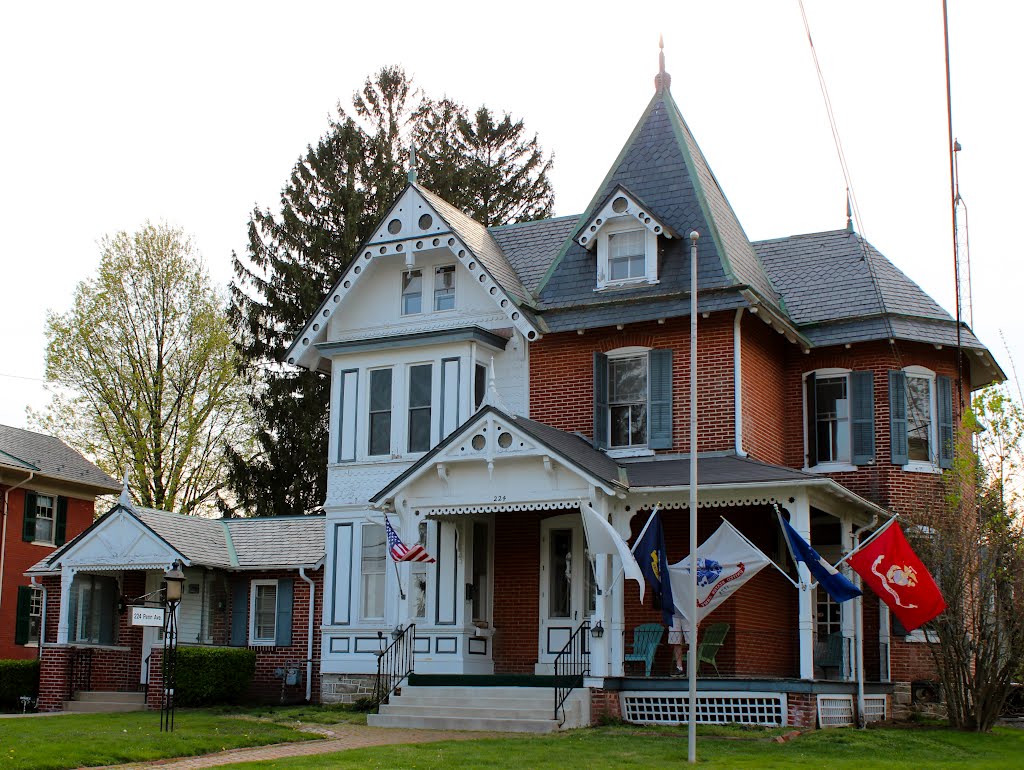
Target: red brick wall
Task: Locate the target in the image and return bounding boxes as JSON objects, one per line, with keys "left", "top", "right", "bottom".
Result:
{"left": 0, "top": 487, "right": 95, "bottom": 659}
{"left": 492, "top": 512, "right": 542, "bottom": 674}
{"left": 529, "top": 315, "right": 736, "bottom": 453}
{"left": 787, "top": 691, "right": 816, "bottom": 728}
{"left": 740, "top": 312, "right": 787, "bottom": 465}
{"left": 590, "top": 688, "right": 622, "bottom": 724}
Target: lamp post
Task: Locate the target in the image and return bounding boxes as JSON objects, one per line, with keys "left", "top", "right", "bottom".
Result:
{"left": 160, "top": 559, "right": 185, "bottom": 732}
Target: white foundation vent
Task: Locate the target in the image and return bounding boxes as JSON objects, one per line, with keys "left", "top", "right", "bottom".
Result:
{"left": 621, "top": 691, "right": 785, "bottom": 726}
{"left": 817, "top": 694, "right": 854, "bottom": 727}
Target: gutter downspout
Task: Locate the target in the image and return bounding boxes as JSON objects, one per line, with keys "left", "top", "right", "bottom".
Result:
{"left": 733, "top": 308, "right": 747, "bottom": 457}
{"left": 298, "top": 567, "right": 315, "bottom": 702}
{"left": 1, "top": 471, "right": 35, "bottom": 610}
{"left": 31, "top": 575, "right": 45, "bottom": 660}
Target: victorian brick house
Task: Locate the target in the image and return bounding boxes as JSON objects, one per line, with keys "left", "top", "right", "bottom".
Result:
{"left": 285, "top": 55, "right": 1000, "bottom": 730}
{"left": 0, "top": 424, "right": 120, "bottom": 660}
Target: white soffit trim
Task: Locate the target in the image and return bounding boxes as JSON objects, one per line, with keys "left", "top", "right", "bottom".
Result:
{"left": 285, "top": 186, "right": 540, "bottom": 371}
{"left": 577, "top": 187, "right": 676, "bottom": 250}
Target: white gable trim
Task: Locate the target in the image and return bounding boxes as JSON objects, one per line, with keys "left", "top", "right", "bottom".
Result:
{"left": 52, "top": 506, "right": 188, "bottom": 571}
{"left": 286, "top": 187, "right": 540, "bottom": 372}
{"left": 577, "top": 187, "right": 675, "bottom": 250}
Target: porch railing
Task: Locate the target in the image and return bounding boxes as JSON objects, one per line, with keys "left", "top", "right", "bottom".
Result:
{"left": 553, "top": 620, "right": 590, "bottom": 722}
{"left": 68, "top": 647, "right": 93, "bottom": 698}
{"left": 372, "top": 624, "right": 416, "bottom": 706}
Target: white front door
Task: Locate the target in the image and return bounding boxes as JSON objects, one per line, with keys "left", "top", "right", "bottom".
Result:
{"left": 537, "top": 513, "right": 596, "bottom": 670}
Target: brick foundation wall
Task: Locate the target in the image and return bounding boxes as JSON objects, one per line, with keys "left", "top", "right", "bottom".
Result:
{"left": 589, "top": 688, "right": 622, "bottom": 724}
{"left": 37, "top": 646, "right": 70, "bottom": 711}
{"left": 787, "top": 691, "right": 816, "bottom": 728}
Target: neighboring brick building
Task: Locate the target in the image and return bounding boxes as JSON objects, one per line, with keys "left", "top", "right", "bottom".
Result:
{"left": 28, "top": 500, "right": 324, "bottom": 711}
{"left": 0, "top": 424, "right": 120, "bottom": 660}
{"left": 279, "top": 53, "right": 1001, "bottom": 729}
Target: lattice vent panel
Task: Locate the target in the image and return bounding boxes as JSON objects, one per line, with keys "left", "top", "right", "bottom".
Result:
{"left": 817, "top": 694, "right": 854, "bottom": 727}
{"left": 863, "top": 695, "right": 887, "bottom": 723}
{"left": 622, "top": 692, "right": 785, "bottom": 726}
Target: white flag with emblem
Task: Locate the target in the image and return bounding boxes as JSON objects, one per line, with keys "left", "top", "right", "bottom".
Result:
{"left": 667, "top": 520, "right": 771, "bottom": 629}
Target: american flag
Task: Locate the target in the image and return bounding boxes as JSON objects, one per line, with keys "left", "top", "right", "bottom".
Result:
{"left": 385, "top": 514, "right": 436, "bottom": 563}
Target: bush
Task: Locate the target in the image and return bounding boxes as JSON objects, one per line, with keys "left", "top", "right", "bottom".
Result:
{"left": 174, "top": 647, "right": 255, "bottom": 707}
{"left": 0, "top": 659, "right": 39, "bottom": 708}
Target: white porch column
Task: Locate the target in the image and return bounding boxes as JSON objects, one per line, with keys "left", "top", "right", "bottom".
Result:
{"left": 591, "top": 553, "right": 611, "bottom": 677}
{"left": 57, "top": 566, "right": 74, "bottom": 644}
{"left": 607, "top": 508, "right": 630, "bottom": 677}
{"left": 840, "top": 515, "right": 857, "bottom": 681}
{"left": 792, "top": 493, "right": 814, "bottom": 680}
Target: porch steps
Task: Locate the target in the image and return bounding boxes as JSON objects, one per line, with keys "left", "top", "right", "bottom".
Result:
{"left": 368, "top": 685, "right": 589, "bottom": 733}
{"left": 63, "top": 691, "right": 147, "bottom": 713}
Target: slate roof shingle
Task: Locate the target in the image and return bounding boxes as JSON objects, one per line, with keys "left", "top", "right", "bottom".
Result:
{"left": 0, "top": 424, "right": 120, "bottom": 493}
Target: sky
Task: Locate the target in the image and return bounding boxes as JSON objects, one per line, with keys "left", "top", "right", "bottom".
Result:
{"left": 1, "top": 1, "right": 1021, "bottom": 430}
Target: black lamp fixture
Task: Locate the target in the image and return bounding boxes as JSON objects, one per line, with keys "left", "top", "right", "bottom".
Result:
{"left": 163, "top": 559, "right": 186, "bottom": 605}
{"left": 591, "top": 620, "right": 605, "bottom": 638}
{"left": 391, "top": 624, "right": 403, "bottom": 641}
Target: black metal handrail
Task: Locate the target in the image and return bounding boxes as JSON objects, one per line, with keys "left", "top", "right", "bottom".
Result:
{"left": 554, "top": 620, "right": 590, "bottom": 722}
{"left": 372, "top": 624, "right": 416, "bottom": 706}
{"left": 68, "top": 647, "right": 93, "bottom": 698}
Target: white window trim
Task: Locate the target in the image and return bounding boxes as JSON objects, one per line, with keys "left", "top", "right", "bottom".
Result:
{"left": 32, "top": 494, "right": 56, "bottom": 546}
{"left": 432, "top": 264, "right": 457, "bottom": 313}
{"left": 902, "top": 365, "right": 939, "bottom": 472}
{"left": 802, "top": 368, "right": 857, "bottom": 472}
{"left": 400, "top": 268, "right": 424, "bottom": 317}
{"left": 595, "top": 218, "right": 659, "bottom": 290}
{"left": 904, "top": 628, "right": 940, "bottom": 643}
{"left": 249, "top": 579, "right": 278, "bottom": 646}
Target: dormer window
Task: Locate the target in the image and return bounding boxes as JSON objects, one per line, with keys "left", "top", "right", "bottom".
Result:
{"left": 577, "top": 188, "right": 675, "bottom": 291}
{"left": 401, "top": 270, "right": 422, "bottom": 315}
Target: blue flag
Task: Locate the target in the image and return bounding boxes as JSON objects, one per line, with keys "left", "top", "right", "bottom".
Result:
{"left": 779, "top": 514, "right": 862, "bottom": 603}
{"left": 632, "top": 511, "right": 675, "bottom": 625}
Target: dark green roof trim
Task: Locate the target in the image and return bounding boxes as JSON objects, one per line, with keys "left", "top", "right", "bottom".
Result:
{"left": 0, "top": 448, "right": 39, "bottom": 471}
{"left": 221, "top": 520, "right": 239, "bottom": 567}
{"left": 316, "top": 326, "right": 510, "bottom": 357}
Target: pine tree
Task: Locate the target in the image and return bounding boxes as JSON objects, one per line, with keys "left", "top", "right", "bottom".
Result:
{"left": 227, "top": 67, "right": 554, "bottom": 516}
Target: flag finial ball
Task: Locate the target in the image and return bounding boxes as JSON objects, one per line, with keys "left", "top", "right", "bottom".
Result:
{"left": 689, "top": 230, "right": 700, "bottom": 242}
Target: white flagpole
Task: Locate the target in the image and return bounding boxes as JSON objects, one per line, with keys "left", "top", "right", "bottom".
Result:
{"left": 833, "top": 515, "right": 898, "bottom": 568}
{"left": 732, "top": 513, "right": 799, "bottom": 589}
{"left": 687, "top": 230, "right": 699, "bottom": 764}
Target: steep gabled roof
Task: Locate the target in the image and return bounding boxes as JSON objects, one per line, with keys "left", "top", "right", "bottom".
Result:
{"left": 489, "top": 215, "right": 577, "bottom": 296}
{"left": 0, "top": 424, "right": 120, "bottom": 494}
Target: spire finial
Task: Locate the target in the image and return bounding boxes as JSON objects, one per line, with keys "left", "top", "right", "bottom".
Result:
{"left": 655, "top": 35, "right": 672, "bottom": 93}
{"left": 408, "top": 142, "right": 418, "bottom": 184}
{"left": 845, "top": 188, "right": 854, "bottom": 232}
{"left": 119, "top": 470, "right": 133, "bottom": 509}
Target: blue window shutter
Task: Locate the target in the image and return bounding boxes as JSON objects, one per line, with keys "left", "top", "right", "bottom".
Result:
{"left": 851, "top": 371, "right": 875, "bottom": 465}
{"left": 937, "top": 375, "right": 954, "bottom": 469}
{"left": 275, "top": 579, "right": 294, "bottom": 647}
{"left": 648, "top": 349, "right": 673, "bottom": 449}
{"left": 231, "top": 580, "right": 248, "bottom": 646}
{"left": 805, "top": 374, "right": 817, "bottom": 467}
{"left": 593, "top": 353, "right": 609, "bottom": 449}
{"left": 22, "top": 492, "right": 37, "bottom": 542}
{"left": 15, "top": 586, "right": 31, "bottom": 645}
{"left": 889, "top": 371, "right": 908, "bottom": 465}
{"left": 55, "top": 497, "right": 68, "bottom": 546}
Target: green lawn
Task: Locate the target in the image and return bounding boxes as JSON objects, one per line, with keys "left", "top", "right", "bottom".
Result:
{"left": 0, "top": 710, "right": 315, "bottom": 770}
{"left": 216, "top": 724, "right": 1024, "bottom": 769}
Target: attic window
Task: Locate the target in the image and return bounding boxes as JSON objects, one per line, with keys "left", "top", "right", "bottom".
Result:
{"left": 596, "top": 220, "right": 659, "bottom": 289}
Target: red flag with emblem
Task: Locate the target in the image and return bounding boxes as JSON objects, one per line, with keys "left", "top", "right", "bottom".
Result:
{"left": 847, "top": 523, "right": 945, "bottom": 632}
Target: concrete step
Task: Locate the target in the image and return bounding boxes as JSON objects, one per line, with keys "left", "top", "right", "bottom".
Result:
{"left": 390, "top": 694, "right": 556, "bottom": 710}
{"left": 380, "top": 703, "right": 561, "bottom": 720}
{"left": 75, "top": 691, "right": 146, "bottom": 704}
{"left": 63, "top": 699, "right": 147, "bottom": 713}
{"left": 367, "top": 713, "right": 560, "bottom": 733}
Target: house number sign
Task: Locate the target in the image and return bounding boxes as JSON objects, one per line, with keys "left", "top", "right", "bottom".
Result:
{"left": 131, "top": 606, "right": 165, "bottom": 627}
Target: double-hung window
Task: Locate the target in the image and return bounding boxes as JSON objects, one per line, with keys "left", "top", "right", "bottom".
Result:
{"left": 889, "top": 367, "right": 953, "bottom": 469}
{"left": 33, "top": 495, "right": 55, "bottom": 544}
{"left": 361, "top": 523, "right": 386, "bottom": 620}
{"left": 433, "top": 265, "right": 455, "bottom": 311}
{"left": 251, "top": 581, "right": 278, "bottom": 644}
{"left": 14, "top": 586, "right": 42, "bottom": 646}
{"left": 408, "top": 364, "right": 432, "bottom": 453}
{"left": 805, "top": 370, "right": 874, "bottom": 469}
{"left": 368, "top": 369, "right": 393, "bottom": 456}
{"left": 608, "top": 230, "right": 646, "bottom": 281}
{"left": 593, "top": 349, "right": 672, "bottom": 451}
{"left": 401, "top": 270, "right": 422, "bottom": 315}
{"left": 23, "top": 492, "right": 66, "bottom": 545}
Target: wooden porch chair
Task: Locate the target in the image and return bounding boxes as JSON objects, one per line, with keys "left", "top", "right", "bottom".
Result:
{"left": 683, "top": 622, "right": 730, "bottom": 676}
{"left": 623, "top": 623, "right": 664, "bottom": 677}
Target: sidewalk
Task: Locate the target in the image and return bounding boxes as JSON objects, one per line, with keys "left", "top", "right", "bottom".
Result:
{"left": 97, "top": 722, "right": 506, "bottom": 769}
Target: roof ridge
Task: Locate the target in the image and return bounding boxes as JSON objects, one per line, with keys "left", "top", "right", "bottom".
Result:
{"left": 487, "top": 214, "right": 578, "bottom": 232}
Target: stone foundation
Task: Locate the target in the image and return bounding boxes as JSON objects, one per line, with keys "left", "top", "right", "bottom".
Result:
{"left": 320, "top": 673, "right": 377, "bottom": 704}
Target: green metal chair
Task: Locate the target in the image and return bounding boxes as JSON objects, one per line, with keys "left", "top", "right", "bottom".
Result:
{"left": 682, "top": 622, "right": 730, "bottom": 676}
{"left": 623, "top": 623, "right": 664, "bottom": 677}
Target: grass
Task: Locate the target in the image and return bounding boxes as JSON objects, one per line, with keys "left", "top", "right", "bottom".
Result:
{"left": 214, "top": 724, "right": 1024, "bottom": 769}
{"left": 208, "top": 702, "right": 369, "bottom": 726}
{"left": 0, "top": 709, "right": 315, "bottom": 770}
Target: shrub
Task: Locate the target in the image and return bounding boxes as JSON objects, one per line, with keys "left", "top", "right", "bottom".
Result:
{"left": 174, "top": 647, "right": 255, "bottom": 707}
{"left": 0, "top": 659, "right": 39, "bottom": 708}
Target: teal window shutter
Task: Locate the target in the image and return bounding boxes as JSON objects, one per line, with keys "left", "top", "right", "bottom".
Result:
{"left": 22, "top": 492, "right": 37, "bottom": 542}
{"left": 231, "top": 581, "right": 248, "bottom": 646}
{"left": 648, "top": 349, "right": 673, "bottom": 449}
{"left": 805, "top": 373, "right": 817, "bottom": 467}
{"left": 851, "top": 371, "right": 875, "bottom": 465}
{"left": 275, "top": 579, "right": 294, "bottom": 647}
{"left": 593, "top": 353, "right": 609, "bottom": 449}
{"left": 15, "top": 586, "right": 32, "bottom": 645}
{"left": 55, "top": 497, "right": 68, "bottom": 546}
{"left": 889, "top": 371, "right": 908, "bottom": 465}
{"left": 937, "top": 375, "right": 954, "bottom": 469}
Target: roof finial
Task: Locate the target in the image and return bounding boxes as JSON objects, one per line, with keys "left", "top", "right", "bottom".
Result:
{"left": 655, "top": 35, "right": 672, "bottom": 93}
{"left": 845, "top": 188, "right": 854, "bottom": 232}
{"left": 119, "top": 470, "right": 133, "bottom": 509}
{"left": 408, "top": 142, "right": 418, "bottom": 184}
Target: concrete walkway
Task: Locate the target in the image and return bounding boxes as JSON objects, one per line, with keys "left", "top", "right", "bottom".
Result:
{"left": 95, "top": 722, "right": 508, "bottom": 769}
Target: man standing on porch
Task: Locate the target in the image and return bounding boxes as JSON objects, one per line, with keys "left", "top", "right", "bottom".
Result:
{"left": 668, "top": 614, "right": 685, "bottom": 676}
